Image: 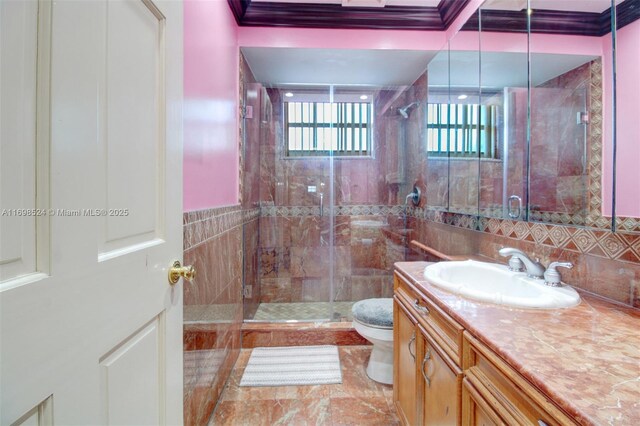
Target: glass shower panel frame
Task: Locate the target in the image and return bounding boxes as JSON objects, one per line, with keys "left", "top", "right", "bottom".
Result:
{"left": 245, "top": 84, "right": 337, "bottom": 322}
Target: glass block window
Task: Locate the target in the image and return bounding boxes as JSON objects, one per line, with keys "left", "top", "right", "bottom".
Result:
{"left": 427, "top": 103, "right": 498, "bottom": 158}
{"left": 284, "top": 101, "right": 372, "bottom": 157}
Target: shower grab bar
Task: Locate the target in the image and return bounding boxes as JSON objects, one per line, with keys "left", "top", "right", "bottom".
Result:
{"left": 319, "top": 193, "right": 324, "bottom": 217}
{"left": 410, "top": 240, "right": 454, "bottom": 261}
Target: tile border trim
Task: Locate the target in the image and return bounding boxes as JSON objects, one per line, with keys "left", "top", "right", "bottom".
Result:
{"left": 260, "top": 204, "right": 405, "bottom": 217}
{"left": 409, "top": 207, "right": 640, "bottom": 264}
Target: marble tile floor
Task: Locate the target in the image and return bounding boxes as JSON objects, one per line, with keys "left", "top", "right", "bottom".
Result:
{"left": 209, "top": 346, "right": 399, "bottom": 426}
{"left": 250, "top": 302, "right": 356, "bottom": 322}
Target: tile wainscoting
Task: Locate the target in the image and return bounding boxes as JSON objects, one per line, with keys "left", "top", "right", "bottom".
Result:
{"left": 183, "top": 205, "right": 259, "bottom": 426}
{"left": 182, "top": 203, "right": 639, "bottom": 424}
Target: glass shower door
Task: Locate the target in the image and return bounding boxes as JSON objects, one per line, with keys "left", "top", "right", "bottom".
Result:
{"left": 247, "top": 84, "right": 337, "bottom": 322}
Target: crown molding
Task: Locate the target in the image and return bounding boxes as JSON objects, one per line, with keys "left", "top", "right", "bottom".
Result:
{"left": 228, "top": 0, "right": 469, "bottom": 30}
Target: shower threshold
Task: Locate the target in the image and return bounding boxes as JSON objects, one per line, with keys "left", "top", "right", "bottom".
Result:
{"left": 247, "top": 301, "right": 356, "bottom": 323}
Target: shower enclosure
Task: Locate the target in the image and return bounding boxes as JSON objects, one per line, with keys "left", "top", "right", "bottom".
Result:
{"left": 240, "top": 48, "right": 430, "bottom": 322}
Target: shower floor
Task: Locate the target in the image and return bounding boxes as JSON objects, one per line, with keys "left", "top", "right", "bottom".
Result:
{"left": 250, "top": 301, "right": 356, "bottom": 322}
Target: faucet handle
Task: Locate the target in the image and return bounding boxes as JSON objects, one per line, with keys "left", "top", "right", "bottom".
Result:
{"left": 543, "top": 262, "right": 573, "bottom": 287}
{"left": 498, "top": 247, "right": 525, "bottom": 272}
{"left": 507, "top": 256, "right": 525, "bottom": 272}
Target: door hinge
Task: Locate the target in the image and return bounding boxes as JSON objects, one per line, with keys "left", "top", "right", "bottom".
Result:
{"left": 243, "top": 285, "right": 252, "bottom": 299}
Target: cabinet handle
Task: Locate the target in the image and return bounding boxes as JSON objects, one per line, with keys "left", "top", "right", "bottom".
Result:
{"left": 408, "top": 332, "right": 416, "bottom": 361}
{"left": 538, "top": 421, "right": 549, "bottom": 426}
{"left": 421, "top": 348, "right": 432, "bottom": 387}
{"left": 413, "top": 299, "right": 429, "bottom": 315}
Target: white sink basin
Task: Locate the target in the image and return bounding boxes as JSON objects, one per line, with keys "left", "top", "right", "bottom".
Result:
{"left": 423, "top": 260, "right": 580, "bottom": 309}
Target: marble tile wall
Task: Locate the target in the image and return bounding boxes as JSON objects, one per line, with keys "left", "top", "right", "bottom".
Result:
{"left": 255, "top": 212, "right": 406, "bottom": 310}
{"left": 409, "top": 208, "right": 640, "bottom": 309}
{"left": 529, "top": 61, "right": 593, "bottom": 222}
{"left": 258, "top": 86, "right": 424, "bottom": 210}
{"left": 183, "top": 206, "right": 259, "bottom": 426}
{"left": 449, "top": 158, "right": 480, "bottom": 214}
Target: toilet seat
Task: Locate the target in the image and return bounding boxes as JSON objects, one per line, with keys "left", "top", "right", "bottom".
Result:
{"left": 352, "top": 298, "right": 393, "bottom": 329}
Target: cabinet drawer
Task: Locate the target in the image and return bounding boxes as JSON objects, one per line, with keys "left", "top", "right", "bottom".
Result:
{"left": 462, "top": 377, "right": 506, "bottom": 426}
{"left": 463, "top": 332, "right": 577, "bottom": 426}
{"left": 394, "top": 272, "right": 464, "bottom": 367}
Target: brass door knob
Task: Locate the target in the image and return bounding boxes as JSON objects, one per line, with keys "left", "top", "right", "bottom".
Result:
{"left": 168, "top": 261, "right": 196, "bottom": 285}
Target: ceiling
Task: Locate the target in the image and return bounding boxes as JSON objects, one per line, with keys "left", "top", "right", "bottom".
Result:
{"left": 242, "top": 45, "right": 597, "bottom": 91}
{"left": 242, "top": 47, "right": 438, "bottom": 86}
{"left": 428, "top": 50, "right": 598, "bottom": 89}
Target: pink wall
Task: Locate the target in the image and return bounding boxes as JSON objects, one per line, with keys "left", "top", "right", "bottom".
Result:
{"left": 183, "top": 0, "right": 239, "bottom": 211}
{"left": 609, "top": 20, "right": 640, "bottom": 217}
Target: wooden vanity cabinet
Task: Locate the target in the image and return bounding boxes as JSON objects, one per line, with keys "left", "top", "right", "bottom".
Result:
{"left": 393, "top": 294, "right": 419, "bottom": 426}
{"left": 393, "top": 269, "right": 579, "bottom": 426}
{"left": 462, "top": 332, "right": 578, "bottom": 426}
{"left": 462, "top": 377, "right": 504, "bottom": 426}
{"left": 418, "top": 324, "right": 462, "bottom": 425}
{"left": 394, "top": 272, "right": 464, "bottom": 425}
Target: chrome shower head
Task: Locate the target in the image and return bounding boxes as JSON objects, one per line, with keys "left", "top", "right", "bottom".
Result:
{"left": 397, "top": 102, "right": 420, "bottom": 119}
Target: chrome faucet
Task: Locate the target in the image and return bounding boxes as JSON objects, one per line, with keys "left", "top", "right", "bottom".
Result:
{"left": 543, "top": 262, "right": 573, "bottom": 287}
{"left": 498, "top": 247, "right": 546, "bottom": 279}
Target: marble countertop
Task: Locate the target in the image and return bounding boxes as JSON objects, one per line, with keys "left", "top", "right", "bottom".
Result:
{"left": 395, "top": 261, "right": 640, "bottom": 426}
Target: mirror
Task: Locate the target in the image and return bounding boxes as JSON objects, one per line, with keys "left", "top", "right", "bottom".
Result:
{"left": 425, "top": 47, "right": 450, "bottom": 214}
{"left": 430, "top": 0, "right": 636, "bottom": 232}
{"left": 447, "top": 30, "right": 481, "bottom": 217}
{"left": 477, "top": 5, "right": 528, "bottom": 221}
{"left": 612, "top": 0, "right": 640, "bottom": 232}
{"left": 529, "top": 2, "right": 609, "bottom": 229}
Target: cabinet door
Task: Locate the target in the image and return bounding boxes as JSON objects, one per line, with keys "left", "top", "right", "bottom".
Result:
{"left": 420, "top": 326, "right": 463, "bottom": 426}
{"left": 394, "top": 297, "right": 418, "bottom": 426}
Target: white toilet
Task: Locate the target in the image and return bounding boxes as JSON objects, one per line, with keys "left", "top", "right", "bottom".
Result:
{"left": 352, "top": 298, "right": 394, "bottom": 385}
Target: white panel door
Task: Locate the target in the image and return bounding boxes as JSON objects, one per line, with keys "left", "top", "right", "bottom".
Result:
{"left": 0, "top": 0, "right": 38, "bottom": 283}
{"left": 0, "top": 0, "right": 184, "bottom": 424}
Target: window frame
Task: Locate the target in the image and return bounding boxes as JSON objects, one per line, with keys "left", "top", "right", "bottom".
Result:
{"left": 283, "top": 95, "right": 374, "bottom": 158}
{"left": 427, "top": 102, "right": 499, "bottom": 159}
